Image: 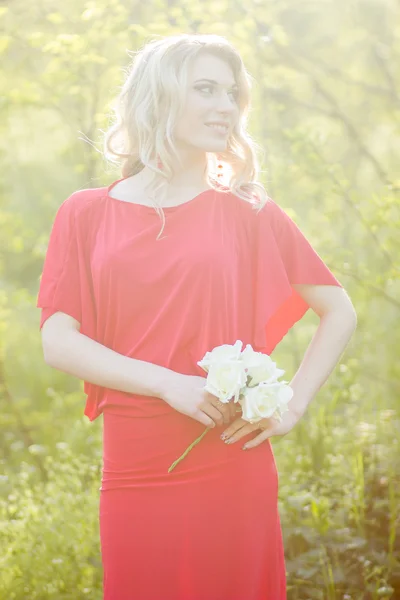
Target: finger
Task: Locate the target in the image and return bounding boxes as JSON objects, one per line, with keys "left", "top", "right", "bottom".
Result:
{"left": 242, "top": 430, "right": 271, "bottom": 449}
{"left": 202, "top": 404, "right": 224, "bottom": 427}
{"left": 223, "top": 408, "right": 231, "bottom": 424}
{"left": 224, "top": 427, "right": 254, "bottom": 444}
{"left": 228, "top": 401, "right": 237, "bottom": 421}
{"left": 218, "top": 404, "right": 231, "bottom": 425}
{"left": 210, "top": 400, "right": 231, "bottom": 425}
{"left": 195, "top": 411, "right": 216, "bottom": 428}
{"left": 225, "top": 396, "right": 236, "bottom": 420}
{"left": 221, "top": 419, "right": 249, "bottom": 440}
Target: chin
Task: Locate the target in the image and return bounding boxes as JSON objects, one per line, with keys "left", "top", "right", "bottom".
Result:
{"left": 196, "top": 140, "right": 229, "bottom": 152}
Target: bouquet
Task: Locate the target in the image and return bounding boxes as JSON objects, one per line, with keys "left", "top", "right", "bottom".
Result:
{"left": 167, "top": 340, "right": 293, "bottom": 473}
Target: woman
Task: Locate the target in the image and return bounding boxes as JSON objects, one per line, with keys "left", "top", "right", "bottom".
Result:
{"left": 37, "top": 33, "right": 357, "bottom": 600}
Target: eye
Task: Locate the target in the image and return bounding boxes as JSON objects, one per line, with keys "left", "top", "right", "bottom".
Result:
{"left": 195, "top": 85, "right": 214, "bottom": 95}
{"left": 229, "top": 89, "right": 239, "bottom": 101}
{"left": 195, "top": 85, "right": 239, "bottom": 102}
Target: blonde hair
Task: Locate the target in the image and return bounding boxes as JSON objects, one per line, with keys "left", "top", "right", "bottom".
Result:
{"left": 104, "top": 33, "right": 268, "bottom": 239}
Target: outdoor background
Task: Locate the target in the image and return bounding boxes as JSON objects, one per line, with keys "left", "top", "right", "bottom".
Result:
{"left": 1, "top": 0, "right": 399, "bottom": 598}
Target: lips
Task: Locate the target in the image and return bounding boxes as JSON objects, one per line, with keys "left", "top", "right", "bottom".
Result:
{"left": 205, "top": 123, "right": 229, "bottom": 134}
{"left": 205, "top": 122, "right": 230, "bottom": 127}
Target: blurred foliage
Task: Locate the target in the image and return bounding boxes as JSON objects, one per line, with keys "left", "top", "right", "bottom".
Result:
{"left": 0, "top": 0, "right": 399, "bottom": 598}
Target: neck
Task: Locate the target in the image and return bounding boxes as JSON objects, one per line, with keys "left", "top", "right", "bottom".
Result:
{"left": 142, "top": 155, "right": 211, "bottom": 191}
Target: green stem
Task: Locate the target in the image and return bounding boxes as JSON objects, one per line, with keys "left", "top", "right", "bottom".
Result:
{"left": 168, "top": 426, "right": 211, "bottom": 473}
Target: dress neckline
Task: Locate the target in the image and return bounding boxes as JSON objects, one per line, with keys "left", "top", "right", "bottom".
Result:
{"left": 105, "top": 177, "right": 218, "bottom": 212}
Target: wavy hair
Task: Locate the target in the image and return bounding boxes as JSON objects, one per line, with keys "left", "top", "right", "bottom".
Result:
{"left": 104, "top": 33, "right": 268, "bottom": 239}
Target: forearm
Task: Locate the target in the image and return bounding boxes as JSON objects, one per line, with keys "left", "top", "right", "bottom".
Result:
{"left": 288, "top": 309, "right": 357, "bottom": 417}
{"left": 44, "top": 329, "right": 176, "bottom": 399}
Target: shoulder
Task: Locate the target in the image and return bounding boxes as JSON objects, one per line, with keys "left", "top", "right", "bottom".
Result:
{"left": 228, "top": 191, "right": 301, "bottom": 248}
{"left": 48, "top": 185, "right": 109, "bottom": 248}
{"left": 228, "top": 188, "right": 278, "bottom": 225}
{"left": 59, "top": 184, "right": 108, "bottom": 222}
{"left": 250, "top": 195, "right": 297, "bottom": 233}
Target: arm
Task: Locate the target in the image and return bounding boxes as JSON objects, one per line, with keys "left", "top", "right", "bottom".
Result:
{"left": 41, "top": 312, "right": 176, "bottom": 399}
{"left": 287, "top": 284, "right": 357, "bottom": 418}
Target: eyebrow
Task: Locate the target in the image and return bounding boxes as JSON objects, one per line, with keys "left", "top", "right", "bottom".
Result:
{"left": 194, "top": 78, "right": 238, "bottom": 89}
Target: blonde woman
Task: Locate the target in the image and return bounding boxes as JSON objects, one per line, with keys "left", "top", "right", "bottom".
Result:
{"left": 37, "top": 33, "right": 357, "bottom": 600}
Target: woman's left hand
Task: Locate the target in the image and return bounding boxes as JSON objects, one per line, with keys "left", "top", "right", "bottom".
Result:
{"left": 221, "top": 405, "right": 303, "bottom": 449}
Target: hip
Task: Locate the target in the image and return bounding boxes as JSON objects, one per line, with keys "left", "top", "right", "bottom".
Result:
{"left": 101, "top": 406, "right": 279, "bottom": 494}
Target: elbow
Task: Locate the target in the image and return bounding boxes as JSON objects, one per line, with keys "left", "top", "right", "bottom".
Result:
{"left": 42, "top": 334, "right": 76, "bottom": 369}
{"left": 351, "top": 308, "right": 358, "bottom": 329}
{"left": 41, "top": 331, "right": 67, "bottom": 369}
{"left": 322, "top": 305, "right": 358, "bottom": 332}
{"left": 344, "top": 300, "right": 358, "bottom": 330}
{"left": 331, "top": 293, "right": 358, "bottom": 329}
{"left": 345, "top": 311, "right": 358, "bottom": 336}
{"left": 40, "top": 312, "right": 80, "bottom": 367}
{"left": 338, "top": 290, "right": 358, "bottom": 328}
{"left": 42, "top": 338, "right": 59, "bottom": 368}
{"left": 41, "top": 324, "right": 59, "bottom": 366}
{"left": 343, "top": 292, "right": 358, "bottom": 329}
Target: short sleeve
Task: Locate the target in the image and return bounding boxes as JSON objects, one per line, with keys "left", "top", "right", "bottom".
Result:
{"left": 36, "top": 192, "right": 105, "bottom": 421}
{"left": 37, "top": 195, "right": 84, "bottom": 329}
{"left": 253, "top": 198, "right": 344, "bottom": 354}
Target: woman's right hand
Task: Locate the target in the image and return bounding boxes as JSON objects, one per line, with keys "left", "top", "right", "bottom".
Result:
{"left": 160, "top": 373, "right": 237, "bottom": 428}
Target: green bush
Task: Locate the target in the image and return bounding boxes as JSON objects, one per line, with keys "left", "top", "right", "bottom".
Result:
{"left": 0, "top": 450, "right": 102, "bottom": 600}
{"left": 276, "top": 396, "right": 400, "bottom": 599}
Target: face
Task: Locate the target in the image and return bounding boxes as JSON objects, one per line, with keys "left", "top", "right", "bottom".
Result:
{"left": 173, "top": 52, "right": 240, "bottom": 158}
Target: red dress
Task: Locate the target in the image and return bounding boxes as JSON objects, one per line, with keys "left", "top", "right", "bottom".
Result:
{"left": 37, "top": 178, "right": 343, "bottom": 599}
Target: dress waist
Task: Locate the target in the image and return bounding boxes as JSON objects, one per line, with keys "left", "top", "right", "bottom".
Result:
{"left": 101, "top": 407, "right": 274, "bottom": 491}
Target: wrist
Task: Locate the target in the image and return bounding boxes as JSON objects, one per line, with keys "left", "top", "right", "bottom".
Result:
{"left": 155, "top": 367, "right": 180, "bottom": 401}
{"left": 288, "top": 395, "right": 310, "bottom": 419}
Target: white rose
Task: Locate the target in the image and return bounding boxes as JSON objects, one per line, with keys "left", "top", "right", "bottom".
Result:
{"left": 239, "top": 381, "right": 293, "bottom": 424}
{"left": 198, "top": 340, "right": 243, "bottom": 373}
{"left": 240, "top": 344, "right": 285, "bottom": 387}
{"left": 204, "top": 360, "right": 248, "bottom": 403}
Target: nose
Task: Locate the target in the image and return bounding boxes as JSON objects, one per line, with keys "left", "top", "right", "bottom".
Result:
{"left": 215, "top": 90, "right": 237, "bottom": 114}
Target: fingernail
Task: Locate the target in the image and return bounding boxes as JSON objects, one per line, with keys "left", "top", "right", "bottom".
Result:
{"left": 220, "top": 434, "right": 227, "bottom": 440}
{"left": 242, "top": 445, "right": 248, "bottom": 450}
